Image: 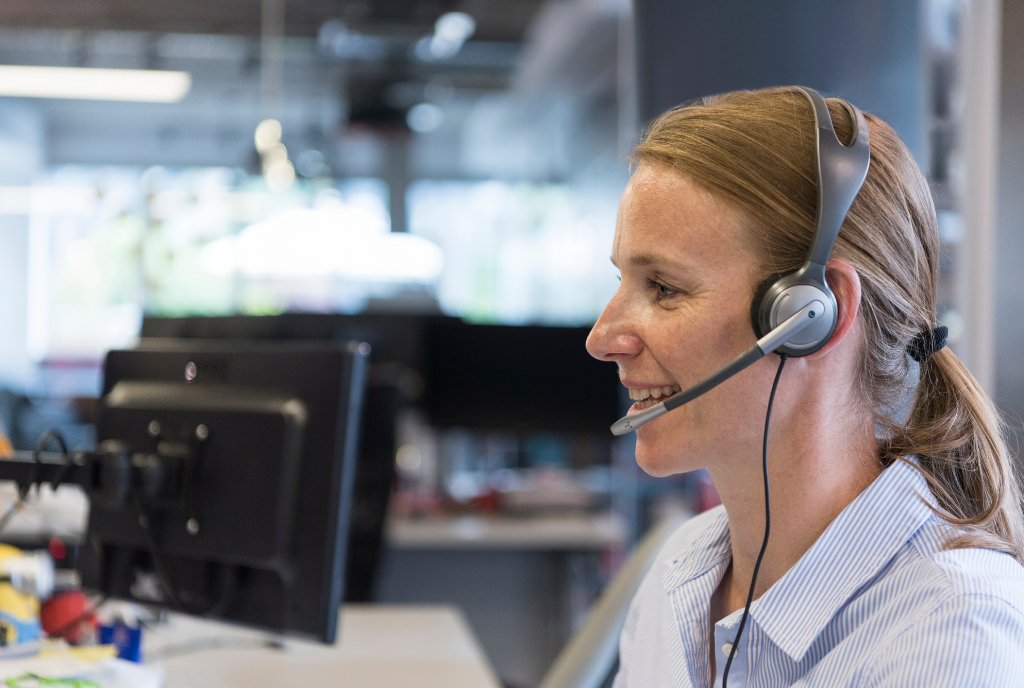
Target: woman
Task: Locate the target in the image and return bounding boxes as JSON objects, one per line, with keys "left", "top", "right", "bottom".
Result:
{"left": 586, "top": 87, "right": 1024, "bottom": 687}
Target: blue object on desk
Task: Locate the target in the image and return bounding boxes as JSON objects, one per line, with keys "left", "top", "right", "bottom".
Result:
{"left": 99, "top": 622, "right": 142, "bottom": 663}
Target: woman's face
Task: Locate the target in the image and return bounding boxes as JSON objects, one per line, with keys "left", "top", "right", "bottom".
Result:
{"left": 586, "top": 164, "right": 786, "bottom": 476}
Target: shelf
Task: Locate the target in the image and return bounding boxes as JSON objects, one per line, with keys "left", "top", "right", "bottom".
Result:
{"left": 386, "top": 512, "right": 628, "bottom": 551}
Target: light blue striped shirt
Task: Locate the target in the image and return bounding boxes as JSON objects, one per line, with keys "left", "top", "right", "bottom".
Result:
{"left": 614, "top": 459, "right": 1024, "bottom": 687}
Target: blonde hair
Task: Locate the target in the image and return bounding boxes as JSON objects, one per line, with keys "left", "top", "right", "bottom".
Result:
{"left": 634, "top": 87, "right": 1024, "bottom": 562}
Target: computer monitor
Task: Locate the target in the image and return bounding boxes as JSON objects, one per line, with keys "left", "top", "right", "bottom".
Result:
{"left": 77, "top": 340, "right": 368, "bottom": 643}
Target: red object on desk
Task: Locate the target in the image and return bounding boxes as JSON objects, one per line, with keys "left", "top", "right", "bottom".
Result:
{"left": 41, "top": 590, "right": 97, "bottom": 645}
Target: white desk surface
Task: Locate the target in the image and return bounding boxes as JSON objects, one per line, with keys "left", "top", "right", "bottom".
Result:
{"left": 147, "top": 605, "right": 502, "bottom": 688}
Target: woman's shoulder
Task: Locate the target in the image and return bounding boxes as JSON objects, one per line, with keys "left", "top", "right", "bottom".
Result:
{"left": 928, "top": 546, "right": 1024, "bottom": 613}
{"left": 854, "top": 528, "right": 1024, "bottom": 684}
{"left": 905, "top": 519, "right": 1024, "bottom": 613}
{"left": 860, "top": 549, "right": 1024, "bottom": 686}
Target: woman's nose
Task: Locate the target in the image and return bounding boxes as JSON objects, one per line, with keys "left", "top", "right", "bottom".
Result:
{"left": 586, "top": 293, "right": 642, "bottom": 363}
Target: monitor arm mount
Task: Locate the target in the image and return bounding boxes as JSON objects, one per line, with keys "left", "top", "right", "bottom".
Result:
{"left": 0, "top": 430, "right": 206, "bottom": 538}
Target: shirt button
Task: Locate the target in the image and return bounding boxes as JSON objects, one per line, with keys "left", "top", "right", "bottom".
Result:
{"left": 722, "top": 642, "right": 735, "bottom": 657}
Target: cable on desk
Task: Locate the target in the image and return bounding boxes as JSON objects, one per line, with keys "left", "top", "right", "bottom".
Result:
{"left": 132, "top": 493, "right": 236, "bottom": 618}
{"left": 0, "top": 429, "right": 72, "bottom": 538}
{"left": 0, "top": 502, "right": 24, "bottom": 538}
{"left": 6, "top": 674, "right": 100, "bottom": 688}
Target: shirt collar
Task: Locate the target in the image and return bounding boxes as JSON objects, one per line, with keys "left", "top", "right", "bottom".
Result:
{"left": 749, "top": 459, "right": 935, "bottom": 661}
{"left": 660, "top": 460, "right": 936, "bottom": 663}
{"left": 662, "top": 506, "right": 732, "bottom": 592}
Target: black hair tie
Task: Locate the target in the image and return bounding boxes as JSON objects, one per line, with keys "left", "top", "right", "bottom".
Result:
{"left": 907, "top": 325, "right": 948, "bottom": 363}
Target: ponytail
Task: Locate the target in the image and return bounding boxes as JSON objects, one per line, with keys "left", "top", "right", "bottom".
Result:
{"left": 883, "top": 349, "right": 1024, "bottom": 562}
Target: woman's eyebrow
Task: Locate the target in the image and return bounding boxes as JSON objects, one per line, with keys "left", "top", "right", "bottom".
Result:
{"left": 628, "top": 253, "right": 661, "bottom": 267}
{"left": 609, "top": 253, "right": 663, "bottom": 268}
{"left": 631, "top": 253, "right": 695, "bottom": 271}
{"left": 611, "top": 253, "right": 695, "bottom": 274}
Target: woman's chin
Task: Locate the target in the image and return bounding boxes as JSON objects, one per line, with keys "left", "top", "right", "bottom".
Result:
{"left": 634, "top": 437, "right": 702, "bottom": 477}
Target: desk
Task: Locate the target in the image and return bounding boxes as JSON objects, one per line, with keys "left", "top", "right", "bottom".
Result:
{"left": 148, "top": 605, "right": 501, "bottom": 688}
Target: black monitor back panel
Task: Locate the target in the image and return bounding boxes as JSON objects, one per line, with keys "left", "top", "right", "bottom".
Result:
{"left": 83, "top": 341, "right": 367, "bottom": 643}
{"left": 93, "top": 381, "right": 305, "bottom": 564}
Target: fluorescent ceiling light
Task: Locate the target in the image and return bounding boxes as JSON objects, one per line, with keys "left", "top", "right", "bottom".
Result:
{"left": 0, "top": 65, "right": 191, "bottom": 102}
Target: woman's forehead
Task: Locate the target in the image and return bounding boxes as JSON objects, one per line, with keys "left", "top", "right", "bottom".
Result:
{"left": 613, "top": 165, "right": 749, "bottom": 269}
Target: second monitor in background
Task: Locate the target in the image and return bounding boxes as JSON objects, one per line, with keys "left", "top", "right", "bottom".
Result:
{"left": 141, "top": 314, "right": 623, "bottom": 433}
{"left": 421, "top": 319, "right": 621, "bottom": 433}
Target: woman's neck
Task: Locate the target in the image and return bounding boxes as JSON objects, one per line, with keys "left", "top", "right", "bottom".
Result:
{"left": 707, "top": 387, "right": 881, "bottom": 616}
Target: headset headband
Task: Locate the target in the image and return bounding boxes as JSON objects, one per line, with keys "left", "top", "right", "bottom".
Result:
{"left": 795, "top": 87, "right": 871, "bottom": 279}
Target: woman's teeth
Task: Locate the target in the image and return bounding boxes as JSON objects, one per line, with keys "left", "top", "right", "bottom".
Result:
{"left": 629, "top": 384, "right": 682, "bottom": 410}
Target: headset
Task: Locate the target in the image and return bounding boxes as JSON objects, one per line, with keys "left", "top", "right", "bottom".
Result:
{"left": 610, "top": 86, "right": 871, "bottom": 437}
{"left": 606, "top": 86, "right": 870, "bottom": 688}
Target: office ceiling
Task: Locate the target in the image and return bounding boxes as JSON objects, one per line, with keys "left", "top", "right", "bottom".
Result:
{"left": 0, "top": 0, "right": 622, "bottom": 182}
{"left": 0, "top": 0, "right": 545, "bottom": 42}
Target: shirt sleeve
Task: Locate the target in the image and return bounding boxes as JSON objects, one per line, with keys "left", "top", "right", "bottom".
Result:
{"left": 861, "top": 594, "right": 1024, "bottom": 688}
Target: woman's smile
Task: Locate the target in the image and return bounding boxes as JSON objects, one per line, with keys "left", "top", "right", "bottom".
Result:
{"left": 625, "top": 384, "right": 683, "bottom": 412}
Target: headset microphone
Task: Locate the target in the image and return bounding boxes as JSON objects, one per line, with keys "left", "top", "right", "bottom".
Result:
{"left": 609, "top": 87, "right": 870, "bottom": 437}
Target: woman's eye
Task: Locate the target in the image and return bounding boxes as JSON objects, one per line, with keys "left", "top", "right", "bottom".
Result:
{"left": 646, "top": 278, "right": 676, "bottom": 300}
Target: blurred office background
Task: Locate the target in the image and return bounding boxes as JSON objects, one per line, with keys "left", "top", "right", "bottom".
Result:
{"left": 0, "top": 1, "right": 1019, "bottom": 686}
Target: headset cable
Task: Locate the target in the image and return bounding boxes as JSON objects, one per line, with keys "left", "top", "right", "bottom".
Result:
{"left": 722, "top": 353, "right": 787, "bottom": 688}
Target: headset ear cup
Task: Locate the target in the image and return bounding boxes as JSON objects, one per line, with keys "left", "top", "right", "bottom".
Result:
{"left": 750, "top": 273, "right": 788, "bottom": 338}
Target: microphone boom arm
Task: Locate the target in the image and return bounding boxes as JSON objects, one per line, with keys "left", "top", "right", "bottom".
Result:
{"left": 610, "top": 300, "right": 824, "bottom": 435}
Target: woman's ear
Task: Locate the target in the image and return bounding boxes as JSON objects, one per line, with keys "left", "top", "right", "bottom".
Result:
{"left": 809, "top": 259, "right": 861, "bottom": 358}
